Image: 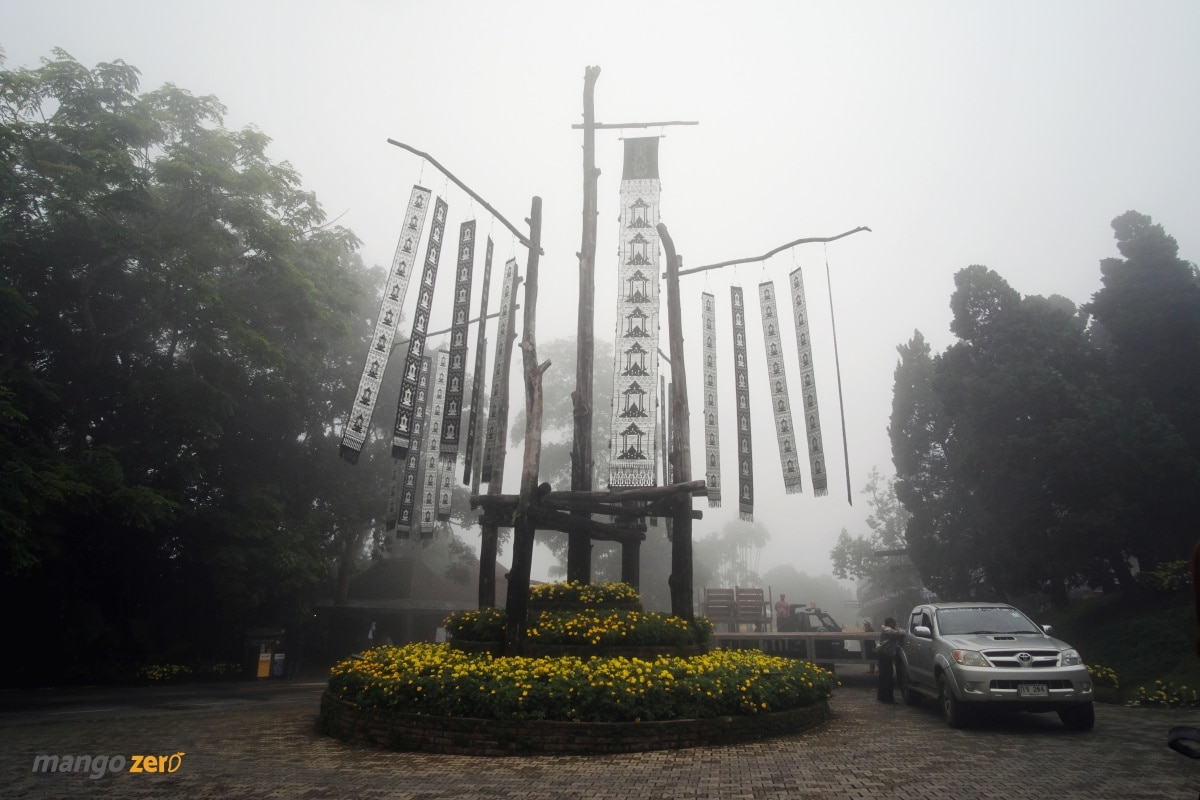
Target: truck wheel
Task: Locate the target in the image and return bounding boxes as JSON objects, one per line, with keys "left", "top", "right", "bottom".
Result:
{"left": 938, "top": 675, "right": 969, "bottom": 728}
{"left": 1058, "top": 702, "right": 1095, "bottom": 731}
{"left": 898, "top": 665, "right": 922, "bottom": 707}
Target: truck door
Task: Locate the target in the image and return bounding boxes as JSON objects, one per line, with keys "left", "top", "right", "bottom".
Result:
{"left": 903, "top": 608, "right": 935, "bottom": 688}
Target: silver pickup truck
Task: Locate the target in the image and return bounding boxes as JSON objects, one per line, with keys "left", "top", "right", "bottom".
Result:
{"left": 896, "top": 602, "right": 1095, "bottom": 730}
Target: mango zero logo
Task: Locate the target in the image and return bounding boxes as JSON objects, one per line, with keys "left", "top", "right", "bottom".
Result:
{"left": 130, "top": 752, "right": 185, "bottom": 773}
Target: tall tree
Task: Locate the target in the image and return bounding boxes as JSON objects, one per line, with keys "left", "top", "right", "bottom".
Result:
{"left": 892, "top": 238, "right": 1200, "bottom": 607}
{"left": 0, "top": 50, "right": 372, "bottom": 680}
{"left": 829, "top": 467, "right": 923, "bottom": 617}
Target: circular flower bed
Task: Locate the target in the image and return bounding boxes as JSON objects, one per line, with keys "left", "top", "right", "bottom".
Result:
{"left": 320, "top": 582, "right": 837, "bottom": 754}
{"left": 325, "top": 643, "right": 835, "bottom": 723}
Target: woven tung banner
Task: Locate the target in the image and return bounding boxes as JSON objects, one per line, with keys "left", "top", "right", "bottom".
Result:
{"left": 396, "top": 356, "right": 433, "bottom": 536}
{"left": 790, "top": 266, "right": 828, "bottom": 496}
{"left": 608, "top": 137, "right": 662, "bottom": 489}
{"left": 440, "top": 221, "right": 475, "bottom": 462}
{"left": 340, "top": 185, "right": 431, "bottom": 464}
{"left": 759, "top": 281, "right": 803, "bottom": 494}
{"left": 462, "top": 237, "right": 494, "bottom": 486}
{"left": 392, "top": 196, "right": 449, "bottom": 459}
{"left": 701, "top": 292, "right": 722, "bottom": 507}
{"left": 731, "top": 286, "right": 754, "bottom": 521}
{"left": 480, "top": 258, "right": 519, "bottom": 483}
{"left": 423, "top": 349, "right": 450, "bottom": 529}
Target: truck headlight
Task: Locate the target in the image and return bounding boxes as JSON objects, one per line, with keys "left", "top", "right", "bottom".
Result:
{"left": 951, "top": 650, "right": 990, "bottom": 667}
{"left": 1061, "top": 649, "right": 1082, "bottom": 666}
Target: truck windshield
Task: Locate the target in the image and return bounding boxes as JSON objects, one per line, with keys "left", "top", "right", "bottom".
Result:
{"left": 936, "top": 607, "right": 1041, "bottom": 636}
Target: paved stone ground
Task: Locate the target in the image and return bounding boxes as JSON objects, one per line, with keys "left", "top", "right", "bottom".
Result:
{"left": 3, "top": 673, "right": 1199, "bottom": 799}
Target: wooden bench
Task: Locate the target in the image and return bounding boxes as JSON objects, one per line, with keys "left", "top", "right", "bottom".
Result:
{"left": 701, "top": 587, "right": 770, "bottom": 631}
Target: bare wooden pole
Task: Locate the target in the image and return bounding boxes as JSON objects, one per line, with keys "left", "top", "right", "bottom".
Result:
{"left": 386, "top": 138, "right": 542, "bottom": 254}
{"left": 477, "top": 272, "right": 521, "bottom": 608}
{"left": 504, "top": 197, "right": 547, "bottom": 653}
{"left": 568, "top": 65, "right": 601, "bottom": 584}
{"left": 658, "top": 222, "right": 695, "bottom": 622}
{"left": 676, "top": 227, "right": 872, "bottom": 276}
{"left": 570, "top": 120, "right": 699, "bottom": 130}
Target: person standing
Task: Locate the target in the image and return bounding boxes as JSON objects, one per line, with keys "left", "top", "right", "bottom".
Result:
{"left": 774, "top": 594, "right": 790, "bottom": 630}
{"left": 876, "top": 616, "right": 905, "bottom": 702}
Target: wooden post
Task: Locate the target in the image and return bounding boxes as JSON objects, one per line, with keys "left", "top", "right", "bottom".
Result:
{"left": 568, "top": 66, "right": 601, "bottom": 584}
{"left": 658, "top": 222, "right": 694, "bottom": 622}
{"left": 504, "top": 197, "right": 548, "bottom": 653}
{"left": 477, "top": 274, "right": 521, "bottom": 608}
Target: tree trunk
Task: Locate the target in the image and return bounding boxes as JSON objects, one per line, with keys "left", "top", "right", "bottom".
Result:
{"left": 477, "top": 272, "right": 521, "bottom": 609}
{"left": 568, "top": 66, "right": 601, "bottom": 584}
{"left": 658, "top": 223, "right": 695, "bottom": 622}
{"left": 504, "top": 197, "right": 547, "bottom": 653}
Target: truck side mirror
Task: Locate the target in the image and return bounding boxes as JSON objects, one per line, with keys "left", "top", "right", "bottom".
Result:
{"left": 912, "top": 625, "right": 932, "bottom": 639}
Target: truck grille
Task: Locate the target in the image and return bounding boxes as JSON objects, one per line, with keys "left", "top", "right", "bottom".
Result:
{"left": 983, "top": 649, "right": 1062, "bottom": 668}
{"left": 991, "top": 679, "right": 1073, "bottom": 690}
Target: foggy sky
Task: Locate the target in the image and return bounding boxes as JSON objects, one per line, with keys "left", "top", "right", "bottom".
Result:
{"left": 5, "top": 0, "right": 1198, "bottom": 582}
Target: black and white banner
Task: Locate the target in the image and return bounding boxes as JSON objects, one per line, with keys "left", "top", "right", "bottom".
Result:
{"left": 608, "top": 137, "right": 662, "bottom": 489}
{"left": 701, "top": 292, "right": 722, "bottom": 507}
{"left": 731, "top": 286, "right": 754, "bottom": 521}
{"left": 392, "top": 196, "right": 449, "bottom": 459}
{"left": 462, "top": 237, "right": 494, "bottom": 486}
{"left": 340, "top": 185, "right": 431, "bottom": 464}
{"left": 480, "top": 258, "right": 519, "bottom": 484}
{"left": 759, "top": 281, "right": 803, "bottom": 494}
{"left": 396, "top": 355, "right": 433, "bottom": 536}
{"left": 789, "top": 266, "right": 828, "bottom": 496}
{"left": 440, "top": 221, "right": 474, "bottom": 464}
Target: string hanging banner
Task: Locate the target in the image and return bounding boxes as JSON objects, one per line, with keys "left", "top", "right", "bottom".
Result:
{"left": 480, "top": 258, "right": 519, "bottom": 483}
{"left": 340, "top": 185, "right": 431, "bottom": 463}
{"left": 392, "top": 196, "right": 449, "bottom": 459}
{"left": 396, "top": 355, "right": 433, "bottom": 536}
{"left": 759, "top": 281, "right": 804, "bottom": 494}
{"left": 731, "top": 286, "right": 754, "bottom": 521}
{"left": 422, "top": 348, "right": 450, "bottom": 532}
{"left": 790, "top": 266, "right": 829, "bottom": 496}
{"left": 701, "top": 292, "right": 722, "bottom": 507}
{"left": 440, "top": 221, "right": 475, "bottom": 463}
{"left": 462, "top": 237, "right": 494, "bottom": 486}
{"left": 608, "top": 137, "right": 663, "bottom": 489}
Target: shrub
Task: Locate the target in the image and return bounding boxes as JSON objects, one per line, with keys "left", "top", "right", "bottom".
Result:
{"left": 1128, "top": 679, "right": 1200, "bottom": 708}
{"left": 327, "top": 643, "right": 836, "bottom": 722}
{"left": 1135, "top": 560, "right": 1189, "bottom": 593}
{"left": 1087, "top": 663, "right": 1119, "bottom": 688}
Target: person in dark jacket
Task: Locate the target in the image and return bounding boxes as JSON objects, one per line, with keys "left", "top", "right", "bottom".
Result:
{"left": 877, "top": 617, "right": 906, "bottom": 702}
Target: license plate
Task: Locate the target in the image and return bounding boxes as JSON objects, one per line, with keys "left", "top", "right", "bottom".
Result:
{"left": 1018, "top": 684, "right": 1048, "bottom": 697}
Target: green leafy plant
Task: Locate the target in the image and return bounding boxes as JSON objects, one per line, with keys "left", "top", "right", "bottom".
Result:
{"left": 327, "top": 643, "right": 836, "bottom": 723}
{"left": 1128, "top": 679, "right": 1200, "bottom": 708}
{"left": 1134, "top": 560, "right": 1190, "bottom": 594}
{"left": 1086, "top": 663, "right": 1119, "bottom": 688}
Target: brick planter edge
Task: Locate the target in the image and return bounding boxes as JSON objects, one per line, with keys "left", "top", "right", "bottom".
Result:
{"left": 318, "top": 692, "right": 830, "bottom": 755}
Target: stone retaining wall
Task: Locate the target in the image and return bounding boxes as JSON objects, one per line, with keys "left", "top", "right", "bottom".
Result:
{"left": 319, "top": 692, "right": 830, "bottom": 756}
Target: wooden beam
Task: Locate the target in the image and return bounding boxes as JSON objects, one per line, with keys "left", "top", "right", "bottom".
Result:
{"left": 570, "top": 120, "right": 699, "bottom": 130}
{"left": 675, "top": 226, "right": 872, "bottom": 277}
{"left": 386, "top": 139, "right": 543, "bottom": 254}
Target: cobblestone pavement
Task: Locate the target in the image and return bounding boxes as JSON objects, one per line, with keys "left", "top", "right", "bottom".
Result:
{"left": 3, "top": 676, "right": 1199, "bottom": 799}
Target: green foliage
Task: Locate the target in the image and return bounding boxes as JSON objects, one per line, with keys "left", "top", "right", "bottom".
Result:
{"left": 327, "top": 643, "right": 836, "bottom": 722}
{"left": 1086, "top": 663, "right": 1119, "bottom": 688}
{"left": 1135, "top": 560, "right": 1190, "bottom": 594}
{"left": 528, "top": 580, "right": 641, "bottom": 606}
{"left": 1127, "top": 680, "right": 1200, "bottom": 708}
{"left": 1041, "top": 591, "right": 1200, "bottom": 704}
{"left": 443, "top": 583, "right": 713, "bottom": 647}
{"left": 891, "top": 215, "right": 1200, "bottom": 603}
{"left": 0, "top": 49, "right": 378, "bottom": 682}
